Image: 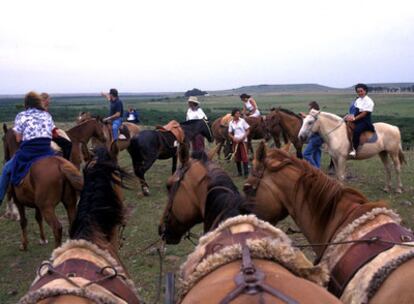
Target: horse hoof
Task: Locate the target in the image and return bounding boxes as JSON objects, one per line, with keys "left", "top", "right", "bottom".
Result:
{"left": 395, "top": 188, "right": 403, "bottom": 194}
{"left": 382, "top": 187, "right": 391, "bottom": 193}
{"left": 39, "top": 239, "right": 48, "bottom": 245}
{"left": 19, "top": 244, "right": 28, "bottom": 251}
{"left": 142, "top": 187, "right": 150, "bottom": 196}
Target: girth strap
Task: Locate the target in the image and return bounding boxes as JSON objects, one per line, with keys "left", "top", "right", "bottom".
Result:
{"left": 328, "top": 222, "right": 414, "bottom": 297}
{"left": 31, "top": 258, "right": 140, "bottom": 304}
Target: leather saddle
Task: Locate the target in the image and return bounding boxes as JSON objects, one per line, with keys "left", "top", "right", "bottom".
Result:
{"left": 155, "top": 120, "right": 185, "bottom": 143}
{"left": 346, "top": 122, "right": 378, "bottom": 148}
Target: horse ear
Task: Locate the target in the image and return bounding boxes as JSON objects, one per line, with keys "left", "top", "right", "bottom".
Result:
{"left": 110, "top": 140, "right": 119, "bottom": 158}
{"left": 3, "top": 123, "right": 8, "bottom": 134}
{"left": 178, "top": 143, "right": 190, "bottom": 165}
{"left": 255, "top": 141, "right": 267, "bottom": 164}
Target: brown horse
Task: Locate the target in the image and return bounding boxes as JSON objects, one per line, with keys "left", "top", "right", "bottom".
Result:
{"left": 77, "top": 111, "right": 140, "bottom": 151}
{"left": 211, "top": 116, "right": 233, "bottom": 159}
{"left": 2, "top": 125, "right": 83, "bottom": 250}
{"left": 244, "top": 142, "right": 414, "bottom": 303}
{"left": 19, "top": 145, "right": 141, "bottom": 304}
{"left": 158, "top": 146, "right": 340, "bottom": 304}
{"left": 265, "top": 108, "right": 303, "bottom": 158}
{"left": 65, "top": 117, "right": 108, "bottom": 168}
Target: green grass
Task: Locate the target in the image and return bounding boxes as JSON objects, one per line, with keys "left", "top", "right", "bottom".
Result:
{"left": 0, "top": 95, "right": 414, "bottom": 303}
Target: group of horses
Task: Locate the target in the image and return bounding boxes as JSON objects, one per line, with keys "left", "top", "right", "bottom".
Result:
{"left": 1, "top": 107, "right": 409, "bottom": 303}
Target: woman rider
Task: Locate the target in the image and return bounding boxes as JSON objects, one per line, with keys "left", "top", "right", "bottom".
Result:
{"left": 186, "top": 96, "right": 208, "bottom": 152}
{"left": 345, "top": 83, "right": 375, "bottom": 156}
{"left": 0, "top": 92, "right": 55, "bottom": 206}
{"left": 228, "top": 108, "right": 250, "bottom": 177}
{"left": 240, "top": 93, "right": 260, "bottom": 118}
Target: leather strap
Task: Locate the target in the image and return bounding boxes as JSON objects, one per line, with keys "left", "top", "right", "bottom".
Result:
{"left": 328, "top": 222, "right": 414, "bottom": 297}
{"left": 31, "top": 258, "right": 140, "bottom": 304}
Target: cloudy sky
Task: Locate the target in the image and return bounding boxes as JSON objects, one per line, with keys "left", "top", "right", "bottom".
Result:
{"left": 1, "top": 0, "right": 413, "bottom": 94}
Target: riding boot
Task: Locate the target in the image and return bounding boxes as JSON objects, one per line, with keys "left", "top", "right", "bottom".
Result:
{"left": 243, "top": 162, "right": 249, "bottom": 177}
{"left": 236, "top": 162, "right": 242, "bottom": 176}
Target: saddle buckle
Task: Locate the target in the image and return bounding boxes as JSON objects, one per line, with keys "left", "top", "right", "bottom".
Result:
{"left": 401, "top": 235, "right": 412, "bottom": 242}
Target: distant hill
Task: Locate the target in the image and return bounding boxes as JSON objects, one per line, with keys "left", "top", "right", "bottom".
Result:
{"left": 210, "top": 83, "right": 349, "bottom": 96}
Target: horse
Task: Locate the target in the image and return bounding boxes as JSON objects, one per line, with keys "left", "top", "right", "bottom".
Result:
{"left": 244, "top": 142, "right": 414, "bottom": 303}
{"left": 77, "top": 111, "right": 140, "bottom": 151}
{"left": 298, "top": 110, "right": 405, "bottom": 192}
{"left": 2, "top": 138, "right": 83, "bottom": 250}
{"left": 19, "top": 145, "right": 141, "bottom": 304}
{"left": 158, "top": 145, "right": 340, "bottom": 304}
{"left": 65, "top": 117, "right": 108, "bottom": 168}
{"left": 127, "top": 119, "right": 212, "bottom": 196}
{"left": 265, "top": 107, "right": 303, "bottom": 158}
{"left": 211, "top": 116, "right": 233, "bottom": 159}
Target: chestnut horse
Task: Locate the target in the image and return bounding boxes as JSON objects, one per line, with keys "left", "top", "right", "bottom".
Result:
{"left": 211, "top": 117, "right": 233, "bottom": 159}
{"left": 244, "top": 143, "right": 414, "bottom": 303}
{"left": 19, "top": 145, "right": 141, "bottom": 304}
{"left": 299, "top": 110, "right": 405, "bottom": 193}
{"left": 158, "top": 145, "right": 340, "bottom": 304}
{"left": 265, "top": 108, "right": 303, "bottom": 158}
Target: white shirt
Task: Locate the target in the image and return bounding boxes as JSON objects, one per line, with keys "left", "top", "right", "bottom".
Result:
{"left": 13, "top": 108, "right": 55, "bottom": 141}
{"left": 228, "top": 118, "right": 250, "bottom": 142}
{"left": 186, "top": 107, "right": 207, "bottom": 121}
{"left": 354, "top": 95, "right": 374, "bottom": 112}
{"left": 245, "top": 98, "right": 260, "bottom": 117}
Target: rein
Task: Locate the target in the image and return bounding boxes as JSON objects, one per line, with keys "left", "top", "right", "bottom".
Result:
{"left": 312, "top": 112, "right": 344, "bottom": 140}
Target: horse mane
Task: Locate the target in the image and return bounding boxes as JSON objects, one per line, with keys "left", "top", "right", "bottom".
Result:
{"left": 277, "top": 108, "right": 303, "bottom": 120}
{"left": 193, "top": 152, "right": 253, "bottom": 231}
{"left": 69, "top": 147, "right": 129, "bottom": 241}
{"left": 265, "top": 148, "right": 384, "bottom": 230}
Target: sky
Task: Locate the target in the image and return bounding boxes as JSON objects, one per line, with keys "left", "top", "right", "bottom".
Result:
{"left": 1, "top": 0, "right": 413, "bottom": 94}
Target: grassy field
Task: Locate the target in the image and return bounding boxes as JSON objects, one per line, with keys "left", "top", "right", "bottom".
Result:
{"left": 0, "top": 95, "right": 413, "bottom": 303}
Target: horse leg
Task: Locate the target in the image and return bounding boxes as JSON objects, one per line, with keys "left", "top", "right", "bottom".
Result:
{"left": 16, "top": 204, "right": 28, "bottom": 251}
{"left": 35, "top": 207, "right": 48, "bottom": 245}
{"left": 42, "top": 207, "right": 63, "bottom": 248}
{"left": 62, "top": 185, "right": 77, "bottom": 228}
{"left": 390, "top": 151, "right": 403, "bottom": 193}
{"left": 216, "top": 141, "right": 223, "bottom": 159}
{"left": 133, "top": 158, "right": 155, "bottom": 196}
{"left": 335, "top": 157, "right": 346, "bottom": 182}
{"left": 248, "top": 140, "right": 254, "bottom": 160}
{"left": 172, "top": 155, "right": 177, "bottom": 173}
{"left": 379, "top": 151, "right": 392, "bottom": 193}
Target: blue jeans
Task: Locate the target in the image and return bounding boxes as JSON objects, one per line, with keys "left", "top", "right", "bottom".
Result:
{"left": 0, "top": 158, "right": 14, "bottom": 205}
{"left": 112, "top": 118, "right": 122, "bottom": 140}
{"left": 304, "top": 133, "right": 323, "bottom": 168}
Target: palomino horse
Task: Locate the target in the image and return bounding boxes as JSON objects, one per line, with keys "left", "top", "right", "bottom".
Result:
{"left": 266, "top": 107, "right": 303, "bottom": 158}
{"left": 299, "top": 110, "right": 405, "bottom": 192}
{"left": 158, "top": 145, "right": 340, "bottom": 304}
{"left": 128, "top": 119, "right": 212, "bottom": 196}
{"left": 244, "top": 143, "right": 414, "bottom": 303}
{"left": 19, "top": 145, "right": 141, "bottom": 304}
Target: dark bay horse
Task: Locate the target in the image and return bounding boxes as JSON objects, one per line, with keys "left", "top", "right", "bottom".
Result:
{"left": 244, "top": 143, "right": 414, "bottom": 303}
{"left": 265, "top": 108, "right": 303, "bottom": 158}
{"left": 2, "top": 128, "right": 83, "bottom": 250}
{"left": 127, "top": 119, "right": 212, "bottom": 196}
{"left": 19, "top": 145, "right": 141, "bottom": 304}
{"left": 158, "top": 145, "right": 340, "bottom": 304}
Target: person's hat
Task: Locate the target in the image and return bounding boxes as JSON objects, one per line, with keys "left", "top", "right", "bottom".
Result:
{"left": 109, "top": 88, "right": 118, "bottom": 97}
{"left": 187, "top": 96, "right": 200, "bottom": 105}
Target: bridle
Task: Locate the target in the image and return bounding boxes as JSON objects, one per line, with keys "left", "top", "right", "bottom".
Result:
{"left": 308, "top": 112, "right": 344, "bottom": 141}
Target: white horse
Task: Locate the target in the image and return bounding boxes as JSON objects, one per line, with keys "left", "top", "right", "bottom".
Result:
{"left": 299, "top": 109, "right": 405, "bottom": 193}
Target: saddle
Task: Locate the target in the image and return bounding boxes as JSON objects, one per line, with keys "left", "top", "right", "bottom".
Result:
{"left": 346, "top": 122, "right": 377, "bottom": 150}
{"left": 155, "top": 120, "right": 185, "bottom": 143}
{"left": 179, "top": 215, "right": 328, "bottom": 303}
{"left": 19, "top": 240, "right": 140, "bottom": 304}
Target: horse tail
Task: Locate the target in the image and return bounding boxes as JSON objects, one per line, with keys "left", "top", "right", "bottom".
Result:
{"left": 59, "top": 159, "right": 84, "bottom": 191}
{"left": 399, "top": 147, "right": 406, "bottom": 165}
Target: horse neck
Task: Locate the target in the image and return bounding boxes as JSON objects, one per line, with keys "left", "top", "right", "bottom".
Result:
{"left": 267, "top": 167, "right": 364, "bottom": 256}
{"left": 318, "top": 113, "right": 348, "bottom": 146}
{"left": 67, "top": 120, "right": 98, "bottom": 142}
{"left": 278, "top": 112, "right": 302, "bottom": 136}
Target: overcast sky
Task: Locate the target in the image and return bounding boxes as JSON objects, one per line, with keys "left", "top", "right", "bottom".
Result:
{"left": 1, "top": 0, "right": 413, "bottom": 94}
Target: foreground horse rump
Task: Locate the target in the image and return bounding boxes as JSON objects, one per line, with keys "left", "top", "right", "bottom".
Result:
{"left": 245, "top": 143, "right": 414, "bottom": 303}
{"left": 19, "top": 145, "right": 140, "bottom": 304}
{"left": 159, "top": 145, "right": 340, "bottom": 303}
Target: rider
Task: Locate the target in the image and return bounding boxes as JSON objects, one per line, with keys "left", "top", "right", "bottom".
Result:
{"left": 101, "top": 88, "right": 124, "bottom": 141}
{"left": 40, "top": 92, "right": 72, "bottom": 160}
{"left": 0, "top": 91, "right": 55, "bottom": 206}
{"left": 240, "top": 94, "right": 260, "bottom": 118}
{"left": 302, "top": 101, "right": 323, "bottom": 168}
{"left": 228, "top": 108, "right": 250, "bottom": 177}
{"left": 345, "top": 83, "right": 375, "bottom": 157}
{"left": 126, "top": 107, "right": 140, "bottom": 123}
{"left": 186, "top": 96, "right": 208, "bottom": 152}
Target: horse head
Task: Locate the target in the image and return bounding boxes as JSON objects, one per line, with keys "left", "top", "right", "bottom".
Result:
{"left": 298, "top": 109, "right": 320, "bottom": 142}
